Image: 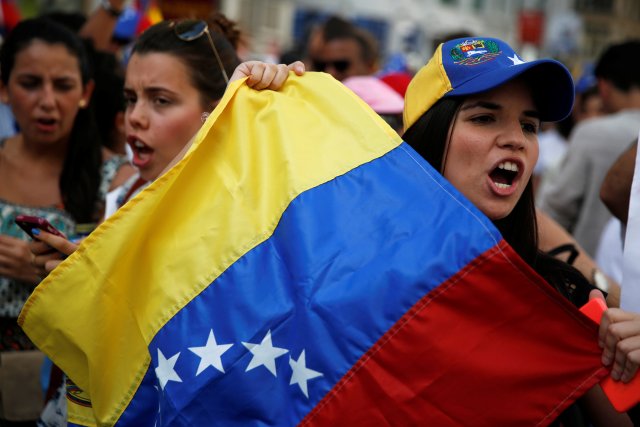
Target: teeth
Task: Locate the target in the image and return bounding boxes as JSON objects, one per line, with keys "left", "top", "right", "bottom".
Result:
{"left": 494, "top": 182, "right": 511, "bottom": 189}
{"left": 498, "top": 161, "right": 518, "bottom": 172}
{"left": 133, "top": 140, "right": 145, "bottom": 148}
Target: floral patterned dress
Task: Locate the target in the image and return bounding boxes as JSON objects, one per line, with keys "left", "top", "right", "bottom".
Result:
{"left": 0, "top": 155, "right": 128, "bottom": 351}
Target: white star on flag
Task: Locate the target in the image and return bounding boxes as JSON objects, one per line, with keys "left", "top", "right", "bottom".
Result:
{"left": 242, "top": 330, "right": 288, "bottom": 376}
{"left": 508, "top": 54, "right": 526, "bottom": 65}
{"left": 188, "top": 329, "right": 233, "bottom": 375}
{"left": 289, "top": 350, "right": 323, "bottom": 398}
{"left": 155, "top": 349, "right": 182, "bottom": 390}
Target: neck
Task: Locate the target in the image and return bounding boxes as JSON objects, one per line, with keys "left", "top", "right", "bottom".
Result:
{"left": 608, "top": 87, "right": 640, "bottom": 112}
{"left": 623, "top": 88, "right": 640, "bottom": 109}
{"left": 19, "top": 134, "right": 69, "bottom": 162}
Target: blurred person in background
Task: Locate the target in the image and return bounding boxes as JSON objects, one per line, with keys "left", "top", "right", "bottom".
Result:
{"left": 538, "top": 40, "right": 640, "bottom": 257}
{"left": 307, "top": 15, "right": 379, "bottom": 81}
{"left": 534, "top": 64, "right": 604, "bottom": 195}
{"left": 343, "top": 75, "right": 404, "bottom": 134}
{"left": 0, "top": 17, "right": 134, "bottom": 426}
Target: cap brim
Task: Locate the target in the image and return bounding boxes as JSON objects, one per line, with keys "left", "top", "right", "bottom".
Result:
{"left": 448, "top": 59, "right": 574, "bottom": 122}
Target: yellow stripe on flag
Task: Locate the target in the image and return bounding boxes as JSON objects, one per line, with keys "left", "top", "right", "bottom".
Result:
{"left": 146, "top": 4, "right": 162, "bottom": 24}
{"left": 19, "top": 73, "right": 401, "bottom": 424}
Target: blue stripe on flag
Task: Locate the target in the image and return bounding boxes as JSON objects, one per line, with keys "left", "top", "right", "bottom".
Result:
{"left": 117, "top": 143, "right": 501, "bottom": 426}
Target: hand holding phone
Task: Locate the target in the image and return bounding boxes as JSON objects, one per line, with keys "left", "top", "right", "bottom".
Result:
{"left": 14, "top": 215, "right": 66, "bottom": 240}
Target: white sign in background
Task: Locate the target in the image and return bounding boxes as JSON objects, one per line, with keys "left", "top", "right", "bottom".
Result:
{"left": 621, "top": 132, "right": 640, "bottom": 312}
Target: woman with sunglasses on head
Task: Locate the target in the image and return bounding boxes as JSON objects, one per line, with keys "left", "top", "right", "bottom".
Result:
{"left": 29, "top": 17, "right": 303, "bottom": 425}
{"left": 108, "top": 17, "right": 301, "bottom": 209}
{"left": 400, "top": 37, "right": 640, "bottom": 426}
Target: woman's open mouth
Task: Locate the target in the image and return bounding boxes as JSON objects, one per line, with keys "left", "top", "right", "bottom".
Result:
{"left": 487, "top": 160, "right": 526, "bottom": 196}
{"left": 35, "top": 117, "right": 57, "bottom": 132}
{"left": 128, "top": 137, "right": 154, "bottom": 168}
{"left": 489, "top": 161, "right": 520, "bottom": 189}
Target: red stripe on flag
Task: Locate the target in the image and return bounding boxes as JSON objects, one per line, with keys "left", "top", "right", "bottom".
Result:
{"left": 303, "top": 241, "right": 607, "bottom": 426}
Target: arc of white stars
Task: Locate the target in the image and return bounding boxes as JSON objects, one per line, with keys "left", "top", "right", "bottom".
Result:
{"left": 508, "top": 54, "right": 526, "bottom": 65}
{"left": 155, "top": 349, "right": 182, "bottom": 390}
{"left": 242, "top": 329, "right": 288, "bottom": 377}
{"left": 289, "top": 350, "right": 323, "bottom": 398}
{"left": 188, "top": 329, "right": 234, "bottom": 375}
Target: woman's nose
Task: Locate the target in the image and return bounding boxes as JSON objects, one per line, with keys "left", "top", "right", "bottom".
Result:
{"left": 497, "top": 122, "right": 527, "bottom": 150}
{"left": 126, "top": 103, "right": 148, "bottom": 129}
{"left": 38, "top": 84, "right": 56, "bottom": 110}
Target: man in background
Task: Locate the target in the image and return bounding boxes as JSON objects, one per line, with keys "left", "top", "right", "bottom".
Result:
{"left": 307, "top": 16, "right": 379, "bottom": 81}
{"left": 538, "top": 40, "right": 640, "bottom": 256}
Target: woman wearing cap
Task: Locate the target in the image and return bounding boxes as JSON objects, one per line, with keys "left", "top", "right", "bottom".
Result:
{"left": 401, "top": 37, "right": 639, "bottom": 426}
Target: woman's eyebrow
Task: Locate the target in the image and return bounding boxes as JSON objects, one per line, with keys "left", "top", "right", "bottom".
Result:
{"left": 460, "top": 100, "right": 500, "bottom": 111}
{"left": 461, "top": 100, "right": 541, "bottom": 119}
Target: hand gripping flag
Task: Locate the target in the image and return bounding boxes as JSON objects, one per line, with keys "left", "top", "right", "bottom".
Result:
{"left": 20, "top": 73, "right": 608, "bottom": 426}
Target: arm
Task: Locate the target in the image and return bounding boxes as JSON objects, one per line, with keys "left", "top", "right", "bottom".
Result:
{"left": 601, "top": 140, "right": 637, "bottom": 225}
{"left": 0, "top": 234, "right": 45, "bottom": 284}
{"left": 580, "top": 385, "right": 633, "bottom": 427}
{"left": 78, "top": 0, "right": 126, "bottom": 52}
{"left": 537, "top": 209, "right": 621, "bottom": 307}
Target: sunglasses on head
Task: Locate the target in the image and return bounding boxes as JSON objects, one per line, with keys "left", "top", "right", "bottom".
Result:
{"left": 312, "top": 59, "right": 351, "bottom": 73}
{"left": 173, "top": 19, "right": 229, "bottom": 84}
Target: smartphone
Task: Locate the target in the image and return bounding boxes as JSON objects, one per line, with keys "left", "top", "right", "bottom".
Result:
{"left": 14, "top": 214, "right": 66, "bottom": 239}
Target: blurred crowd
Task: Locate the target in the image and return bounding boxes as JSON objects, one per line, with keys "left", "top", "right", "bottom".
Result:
{"left": 0, "top": 1, "right": 639, "bottom": 426}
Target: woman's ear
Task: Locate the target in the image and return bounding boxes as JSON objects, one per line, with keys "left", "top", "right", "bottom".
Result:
{"left": 0, "top": 81, "right": 9, "bottom": 104}
{"left": 81, "top": 79, "right": 96, "bottom": 108}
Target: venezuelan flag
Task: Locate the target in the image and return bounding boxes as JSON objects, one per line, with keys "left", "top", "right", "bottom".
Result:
{"left": 134, "top": 0, "right": 162, "bottom": 34}
{"left": 20, "top": 73, "right": 607, "bottom": 426}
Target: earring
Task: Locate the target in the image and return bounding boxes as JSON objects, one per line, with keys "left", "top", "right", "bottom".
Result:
{"left": 79, "top": 99, "right": 87, "bottom": 108}
{"left": 201, "top": 112, "right": 210, "bottom": 123}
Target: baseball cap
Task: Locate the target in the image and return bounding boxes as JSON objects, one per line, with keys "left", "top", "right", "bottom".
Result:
{"left": 343, "top": 76, "right": 404, "bottom": 114}
{"left": 403, "top": 37, "right": 575, "bottom": 130}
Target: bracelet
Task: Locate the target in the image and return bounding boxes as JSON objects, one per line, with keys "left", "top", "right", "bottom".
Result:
{"left": 101, "top": 0, "right": 124, "bottom": 18}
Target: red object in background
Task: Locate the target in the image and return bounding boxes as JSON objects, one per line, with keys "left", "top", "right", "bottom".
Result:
{"left": 380, "top": 72, "right": 413, "bottom": 98}
{"left": 156, "top": 0, "right": 218, "bottom": 20}
{"left": 0, "top": 0, "right": 21, "bottom": 34}
{"left": 519, "top": 9, "right": 545, "bottom": 46}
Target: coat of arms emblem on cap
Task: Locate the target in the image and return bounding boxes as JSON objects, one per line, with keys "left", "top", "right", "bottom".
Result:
{"left": 450, "top": 39, "right": 501, "bottom": 65}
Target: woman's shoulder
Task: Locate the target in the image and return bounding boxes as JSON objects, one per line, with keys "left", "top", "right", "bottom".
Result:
{"left": 100, "top": 150, "right": 136, "bottom": 194}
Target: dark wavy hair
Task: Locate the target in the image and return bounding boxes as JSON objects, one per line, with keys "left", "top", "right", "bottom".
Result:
{"left": 402, "top": 97, "right": 593, "bottom": 306}
{"left": 0, "top": 18, "right": 102, "bottom": 224}
{"left": 131, "top": 19, "right": 241, "bottom": 110}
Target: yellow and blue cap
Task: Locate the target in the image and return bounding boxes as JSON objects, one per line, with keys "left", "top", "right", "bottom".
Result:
{"left": 404, "top": 37, "right": 575, "bottom": 130}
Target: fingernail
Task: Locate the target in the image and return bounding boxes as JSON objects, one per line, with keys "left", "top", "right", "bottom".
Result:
{"left": 611, "top": 369, "right": 621, "bottom": 381}
{"left": 31, "top": 228, "right": 40, "bottom": 236}
{"left": 602, "top": 354, "right": 611, "bottom": 366}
